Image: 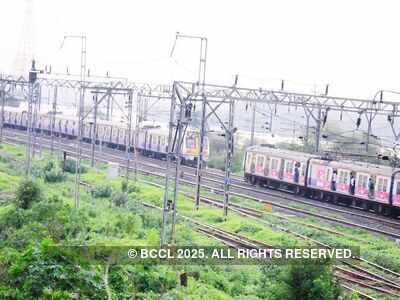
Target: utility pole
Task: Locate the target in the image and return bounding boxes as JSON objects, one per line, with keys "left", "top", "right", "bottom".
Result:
{"left": 60, "top": 35, "right": 87, "bottom": 209}
{"left": 50, "top": 85, "right": 57, "bottom": 154}
{"left": 124, "top": 91, "right": 133, "bottom": 189}
{"left": 170, "top": 32, "right": 208, "bottom": 211}
{"left": 160, "top": 84, "right": 178, "bottom": 246}
{"left": 26, "top": 60, "right": 39, "bottom": 176}
{"left": 250, "top": 103, "right": 256, "bottom": 146}
{"left": 223, "top": 95, "right": 235, "bottom": 218}
{"left": 0, "top": 88, "right": 5, "bottom": 143}
{"left": 31, "top": 85, "right": 41, "bottom": 159}
{"left": 170, "top": 103, "right": 185, "bottom": 245}
{"left": 90, "top": 92, "right": 98, "bottom": 167}
{"left": 314, "top": 106, "right": 322, "bottom": 153}
{"left": 133, "top": 93, "right": 142, "bottom": 182}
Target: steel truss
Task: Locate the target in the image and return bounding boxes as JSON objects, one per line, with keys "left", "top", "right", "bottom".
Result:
{"left": 160, "top": 80, "right": 400, "bottom": 245}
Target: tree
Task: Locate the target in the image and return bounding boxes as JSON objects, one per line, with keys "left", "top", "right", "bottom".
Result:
{"left": 16, "top": 179, "right": 41, "bottom": 209}
{"left": 268, "top": 259, "right": 342, "bottom": 300}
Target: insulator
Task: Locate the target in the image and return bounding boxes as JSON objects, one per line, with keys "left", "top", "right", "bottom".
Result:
{"left": 185, "top": 103, "right": 192, "bottom": 118}
{"left": 245, "top": 103, "right": 249, "bottom": 111}
{"left": 356, "top": 117, "right": 361, "bottom": 128}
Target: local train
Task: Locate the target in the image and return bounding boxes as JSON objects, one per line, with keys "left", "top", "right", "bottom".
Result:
{"left": 244, "top": 145, "right": 400, "bottom": 217}
{"left": 3, "top": 108, "right": 210, "bottom": 166}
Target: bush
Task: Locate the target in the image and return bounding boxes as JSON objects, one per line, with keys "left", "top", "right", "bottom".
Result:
{"left": 44, "top": 168, "right": 65, "bottom": 183}
{"left": 268, "top": 259, "right": 342, "bottom": 300}
{"left": 43, "top": 160, "right": 56, "bottom": 172}
{"left": 16, "top": 179, "right": 42, "bottom": 209}
{"left": 62, "top": 159, "right": 87, "bottom": 174}
{"left": 91, "top": 185, "right": 113, "bottom": 198}
{"left": 112, "top": 192, "right": 128, "bottom": 207}
{"left": 121, "top": 181, "right": 128, "bottom": 193}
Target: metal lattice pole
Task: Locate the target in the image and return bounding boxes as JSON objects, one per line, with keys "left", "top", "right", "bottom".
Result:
{"left": 195, "top": 93, "right": 207, "bottom": 209}
{"left": 72, "top": 35, "right": 87, "bottom": 209}
{"left": 90, "top": 92, "right": 98, "bottom": 167}
{"left": 50, "top": 85, "right": 57, "bottom": 154}
{"left": 124, "top": 92, "right": 133, "bottom": 189}
{"left": 170, "top": 103, "right": 186, "bottom": 245}
{"left": 133, "top": 92, "right": 141, "bottom": 182}
{"left": 160, "top": 83, "right": 177, "bottom": 246}
{"left": 223, "top": 97, "right": 235, "bottom": 217}
{"left": 250, "top": 102, "right": 256, "bottom": 146}
{"left": 0, "top": 88, "right": 5, "bottom": 144}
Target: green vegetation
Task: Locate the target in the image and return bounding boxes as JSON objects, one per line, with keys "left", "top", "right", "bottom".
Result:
{"left": 0, "top": 143, "right": 394, "bottom": 299}
{"left": 16, "top": 179, "right": 41, "bottom": 209}
{"left": 207, "top": 134, "right": 244, "bottom": 174}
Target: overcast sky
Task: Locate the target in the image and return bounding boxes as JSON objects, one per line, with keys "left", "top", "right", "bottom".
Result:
{"left": 2, "top": 0, "right": 400, "bottom": 99}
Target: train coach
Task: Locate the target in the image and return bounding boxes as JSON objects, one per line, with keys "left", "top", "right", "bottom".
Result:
{"left": 244, "top": 145, "right": 400, "bottom": 217}
{"left": 2, "top": 109, "right": 210, "bottom": 167}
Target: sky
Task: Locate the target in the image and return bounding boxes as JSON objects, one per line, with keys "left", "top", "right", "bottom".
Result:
{"left": 2, "top": 0, "right": 400, "bottom": 100}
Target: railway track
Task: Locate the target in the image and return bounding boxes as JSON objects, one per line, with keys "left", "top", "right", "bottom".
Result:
{"left": 3, "top": 128, "right": 400, "bottom": 240}
{"left": 3, "top": 133, "right": 398, "bottom": 299}
{"left": 4, "top": 127, "right": 400, "bottom": 226}
{"left": 139, "top": 201, "right": 400, "bottom": 299}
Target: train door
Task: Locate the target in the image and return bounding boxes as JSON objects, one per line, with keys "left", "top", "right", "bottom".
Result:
{"left": 255, "top": 154, "right": 265, "bottom": 176}
{"left": 355, "top": 172, "right": 369, "bottom": 198}
{"left": 283, "top": 159, "right": 294, "bottom": 182}
{"left": 245, "top": 152, "right": 252, "bottom": 173}
{"left": 375, "top": 176, "right": 389, "bottom": 202}
{"left": 337, "top": 169, "right": 350, "bottom": 193}
{"left": 157, "top": 136, "right": 161, "bottom": 152}
{"left": 148, "top": 134, "right": 153, "bottom": 150}
{"left": 311, "top": 164, "right": 329, "bottom": 189}
{"left": 394, "top": 180, "right": 400, "bottom": 207}
{"left": 143, "top": 131, "right": 148, "bottom": 149}
{"left": 324, "top": 167, "right": 332, "bottom": 190}
{"left": 264, "top": 156, "right": 270, "bottom": 176}
{"left": 299, "top": 163, "right": 306, "bottom": 185}
{"left": 64, "top": 120, "right": 69, "bottom": 135}
{"left": 250, "top": 153, "right": 256, "bottom": 173}
{"left": 269, "top": 157, "right": 280, "bottom": 179}
{"left": 21, "top": 112, "right": 26, "bottom": 127}
{"left": 161, "top": 136, "right": 167, "bottom": 153}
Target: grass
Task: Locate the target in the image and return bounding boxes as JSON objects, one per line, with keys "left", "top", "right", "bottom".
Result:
{"left": 1, "top": 142, "right": 399, "bottom": 299}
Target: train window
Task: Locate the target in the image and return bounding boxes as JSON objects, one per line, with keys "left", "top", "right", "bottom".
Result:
{"left": 338, "top": 170, "right": 349, "bottom": 184}
{"left": 271, "top": 158, "right": 278, "bottom": 170}
{"left": 256, "top": 155, "right": 264, "bottom": 168}
{"left": 284, "top": 160, "right": 293, "bottom": 174}
{"left": 246, "top": 153, "right": 252, "bottom": 169}
{"left": 325, "top": 168, "right": 331, "bottom": 182}
{"left": 300, "top": 164, "right": 305, "bottom": 176}
{"left": 186, "top": 136, "right": 196, "bottom": 149}
{"left": 396, "top": 182, "right": 400, "bottom": 195}
{"left": 357, "top": 174, "right": 368, "bottom": 189}
{"left": 377, "top": 178, "right": 388, "bottom": 192}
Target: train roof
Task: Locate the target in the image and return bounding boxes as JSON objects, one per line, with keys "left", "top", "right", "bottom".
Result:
{"left": 314, "top": 158, "right": 397, "bottom": 175}
{"left": 246, "top": 145, "right": 315, "bottom": 161}
{"left": 248, "top": 144, "right": 399, "bottom": 176}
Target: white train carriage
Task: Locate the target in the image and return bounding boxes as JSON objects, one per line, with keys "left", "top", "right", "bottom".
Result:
{"left": 137, "top": 125, "right": 209, "bottom": 165}
{"left": 306, "top": 159, "right": 393, "bottom": 206}
{"left": 392, "top": 174, "right": 400, "bottom": 207}
{"left": 244, "top": 145, "right": 311, "bottom": 192}
{"left": 245, "top": 144, "right": 400, "bottom": 216}
{"left": 138, "top": 127, "right": 169, "bottom": 158}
